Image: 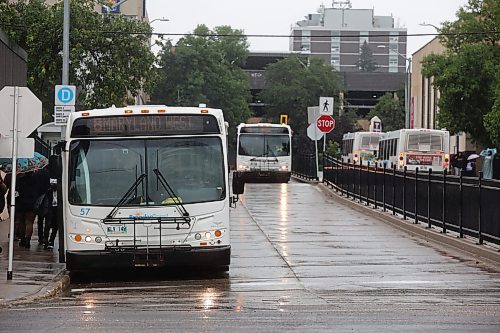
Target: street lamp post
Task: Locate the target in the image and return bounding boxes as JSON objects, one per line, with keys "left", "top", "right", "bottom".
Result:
{"left": 377, "top": 45, "right": 411, "bottom": 128}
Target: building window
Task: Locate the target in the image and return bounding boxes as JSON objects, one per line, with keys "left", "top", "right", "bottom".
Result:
{"left": 360, "top": 31, "right": 369, "bottom": 44}
{"left": 301, "top": 30, "right": 311, "bottom": 53}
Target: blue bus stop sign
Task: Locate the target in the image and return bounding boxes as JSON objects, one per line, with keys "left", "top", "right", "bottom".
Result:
{"left": 55, "top": 85, "right": 76, "bottom": 106}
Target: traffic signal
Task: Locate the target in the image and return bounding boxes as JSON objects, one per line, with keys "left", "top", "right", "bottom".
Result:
{"left": 280, "top": 114, "right": 288, "bottom": 125}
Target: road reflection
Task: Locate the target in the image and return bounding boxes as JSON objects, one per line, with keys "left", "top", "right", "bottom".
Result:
{"left": 280, "top": 183, "right": 288, "bottom": 257}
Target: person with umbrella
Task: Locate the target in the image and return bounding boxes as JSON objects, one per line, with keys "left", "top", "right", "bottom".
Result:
{"left": 3, "top": 153, "right": 49, "bottom": 248}
{"left": 465, "top": 153, "right": 479, "bottom": 177}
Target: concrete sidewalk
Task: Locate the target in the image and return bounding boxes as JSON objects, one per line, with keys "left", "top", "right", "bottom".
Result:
{"left": 0, "top": 217, "right": 68, "bottom": 307}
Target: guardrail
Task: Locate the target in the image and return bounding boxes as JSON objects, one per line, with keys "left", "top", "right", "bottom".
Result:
{"left": 292, "top": 153, "right": 318, "bottom": 181}
{"left": 323, "top": 154, "right": 500, "bottom": 247}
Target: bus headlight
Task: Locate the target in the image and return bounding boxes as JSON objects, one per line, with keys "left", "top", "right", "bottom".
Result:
{"left": 238, "top": 164, "right": 249, "bottom": 171}
{"left": 280, "top": 165, "right": 288, "bottom": 171}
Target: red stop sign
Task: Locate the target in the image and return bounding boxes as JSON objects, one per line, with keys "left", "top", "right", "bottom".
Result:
{"left": 317, "top": 115, "right": 335, "bottom": 133}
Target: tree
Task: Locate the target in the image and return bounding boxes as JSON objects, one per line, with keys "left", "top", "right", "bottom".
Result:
{"left": 422, "top": 0, "right": 500, "bottom": 146}
{"left": 151, "top": 25, "right": 251, "bottom": 140}
{"left": 0, "top": 0, "right": 155, "bottom": 120}
{"left": 367, "top": 89, "right": 405, "bottom": 132}
{"left": 259, "top": 55, "right": 343, "bottom": 135}
{"left": 357, "top": 41, "right": 377, "bottom": 72}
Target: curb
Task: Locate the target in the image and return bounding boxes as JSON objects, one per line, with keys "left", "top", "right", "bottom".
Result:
{"left": 0, "top": 270, "right": 71, "bottom": 308}
{"left": 317, "top": 182, "right": 500, "bottom": 270}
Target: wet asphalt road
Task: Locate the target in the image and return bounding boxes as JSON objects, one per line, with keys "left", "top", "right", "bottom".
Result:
{"left": 1, "top": 180, "right": 499, "bottom": 332}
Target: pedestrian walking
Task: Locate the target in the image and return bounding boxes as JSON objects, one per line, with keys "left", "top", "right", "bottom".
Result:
{"left": 451, "top": 152, "right": 463, "bottom": 175}
{"left": 4, "top": 168, "right": 48, "bottom": 248}
{"left": 43, "top": 179, "right": 58, "bottom": 250}
{"left": 34, "top": 167, "right": 50, "bottom": 245}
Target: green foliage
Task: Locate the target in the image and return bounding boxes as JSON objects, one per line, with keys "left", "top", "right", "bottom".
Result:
{"left": 357, "top": 41, "right": 377, "bottom": 72}
{"left": 367, "top": 91, "right": 405, "bottom": 132}
{"left": 439, "top": 0, "right": 500, "bottom": 52}
{"left": 422, "top": 0, "right": 500, "bottom": 146}
{"left": 0, "top": 0, "right": 155, "bottom": 120}
{"left": 325, "top": 140, "right": 341, "bottom": 158}
{"left": 151, "top": 24, "right": 251, "bottom": 141}
{"left": 259, "top": 55, "right": 343, "bottom": 135}
{"left": 484, "top": 82, "right": 500, "bottom": 147}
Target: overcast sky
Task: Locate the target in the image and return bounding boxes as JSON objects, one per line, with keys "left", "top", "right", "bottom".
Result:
{"left": 147, "top": 0, "right": 469, "bottom": 56}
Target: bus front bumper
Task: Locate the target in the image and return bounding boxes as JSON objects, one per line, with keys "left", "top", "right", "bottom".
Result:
{"left": 66, "top": 245, "right": 231, "bottom": 271}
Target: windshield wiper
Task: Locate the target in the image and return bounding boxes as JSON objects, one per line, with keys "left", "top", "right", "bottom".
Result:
{"left": 106, "top": 173, "right": 147, "bottom": 219}
{"left": 153, "top": 169, "right": 190, "bottom": 219}
{"left": 265, "top": 143, "right": 279, "bottom": 161}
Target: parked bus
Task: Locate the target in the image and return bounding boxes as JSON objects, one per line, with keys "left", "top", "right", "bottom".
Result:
{"left": 378, "top": 128, "right": 450, "bottom": 172}
{"left": 236, "top": 123, "right": 292, "bottom": 182}
{"left": 341, "top": 131, "right": 382, "bottom": 165}
{"left": 51, "top": 105, "right": 237, "bottom": 271}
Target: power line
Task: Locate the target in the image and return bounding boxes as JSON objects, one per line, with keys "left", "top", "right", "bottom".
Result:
{"left": 0, "top": 23, "right": 498, "bottom": 39}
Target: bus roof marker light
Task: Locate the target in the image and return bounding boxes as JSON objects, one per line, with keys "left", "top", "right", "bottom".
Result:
{"left": 141, "top": 109, "right": 149, "bottom": 114}
{"left": 201, "top": 109, "right": 209, "bottom": 114}
{"left": 82, "top": 112, "right": 90, "bottom": 117}
{"left": 124, "top": 110, "right": 133, "bottom": 114}
{"left": 157, "top": 109, "right": 166, "bottom": 113}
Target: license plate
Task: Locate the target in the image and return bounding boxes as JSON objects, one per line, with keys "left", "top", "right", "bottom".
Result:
{"left": 106, "top": 225, "right": 128, "bottom": 234}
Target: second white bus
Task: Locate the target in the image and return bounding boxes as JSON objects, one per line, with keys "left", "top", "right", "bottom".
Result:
{"left": 236, "top": 123, "right": 292, "bottom": 183}
{"left": 341, "top": 132, "right": 382, "bottom": 165}
{"left": 378, "top": 128, "right": 450, "bottom": 172}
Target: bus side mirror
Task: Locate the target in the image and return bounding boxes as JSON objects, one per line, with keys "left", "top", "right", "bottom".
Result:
{"left": 232, "top": 172, "right": 245, "bottom": 195}
{"left": 49, "top": 155, "right": 62, "bottom": 179}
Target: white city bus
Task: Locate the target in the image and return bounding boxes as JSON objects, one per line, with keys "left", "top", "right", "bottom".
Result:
{"left": 378, "top": 128, "right": 450, "bottom": 172}
{"left": 236, "top": 123, "right": 292, "bottom": 183}
{"left": 341, "top": 131, "right": 382, "bottom": 165}
{"left": 53, "top": 106, "right": 236, "bottom": 271}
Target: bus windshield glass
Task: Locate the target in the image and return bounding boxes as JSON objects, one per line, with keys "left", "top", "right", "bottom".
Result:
{"left": 68, "top": 137, "right": 225, "bottom": 206}
{"left": 238, "top": 134, "right": 290, "bottom": 157}
{"left": 406, "top": 133, "right": 443, "bottom": 152}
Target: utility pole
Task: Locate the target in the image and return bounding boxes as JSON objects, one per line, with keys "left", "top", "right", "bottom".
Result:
{"left": 62, "top": 0, "right": 70, "bottom": 86}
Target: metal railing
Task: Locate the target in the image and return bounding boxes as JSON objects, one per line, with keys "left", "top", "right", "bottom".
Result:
{"left": 292, "top": 153, "right": 318, "bottom": 181}
{"left": 323, "top": 154, "right": 500, "bottom": 247}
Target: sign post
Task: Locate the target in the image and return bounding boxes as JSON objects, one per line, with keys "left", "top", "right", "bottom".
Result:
{"left": 317, "top": 114, "right": 335, "bottom": 153}
{"left": 319, "top": 97, "right": 334, "bottom": 115}
{"left": 369, "top": 116, "right": 382, "bottom": 133}
{"left": 0, "top": 87, "right": 42, "bottom": 280}
{"left": 54, "top": 85, "right": 76, "bottom": 139}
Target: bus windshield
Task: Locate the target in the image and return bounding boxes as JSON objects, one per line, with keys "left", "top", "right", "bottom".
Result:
{"left": 238, "top": 134, "right": 290, "bottom": 157}
{"left": 68, "top": 137, "right": 225, "bottom": 206}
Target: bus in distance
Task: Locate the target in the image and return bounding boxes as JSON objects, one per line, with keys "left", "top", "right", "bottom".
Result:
{"left": 341, "top": 131, "right": 382, "bottom": 165}
{"left": 236, "top": 123, "right": 292, "bottom": 183}
{"left": 52, "top": 105, "right": 235, "bottom": 271}
{"left": 377, "top": 128, "right": 450, "bottom": 172}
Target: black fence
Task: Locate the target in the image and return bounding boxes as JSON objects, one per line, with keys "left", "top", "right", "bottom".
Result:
{"left": 292, "top": 153, "right": 318, "bottom": 181}
{"left": 323, "top": 154, "right": 500, "bottom": 247}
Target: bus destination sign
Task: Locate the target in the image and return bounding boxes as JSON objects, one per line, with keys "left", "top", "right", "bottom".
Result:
{"left": 71, "top": 114, "right": 220, "bottom": 137}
